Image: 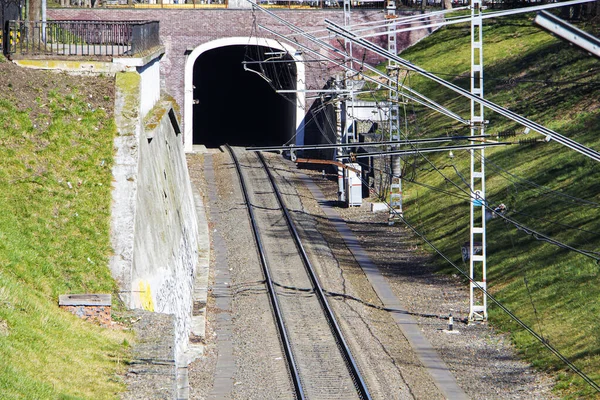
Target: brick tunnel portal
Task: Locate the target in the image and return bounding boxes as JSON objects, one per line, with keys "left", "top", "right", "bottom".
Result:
{"left": 192, "top": 44, "right": 298, "bottom": 148}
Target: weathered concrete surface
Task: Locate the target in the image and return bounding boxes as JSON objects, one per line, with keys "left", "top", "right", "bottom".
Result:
{"left": 111, "top": 71, "right": 200, "bottom": 361}
{"left": 133, "top": 102, "right": 199, "bottom": 358}
{"left": 122, "top": 310, "right": 177, "bottom": 400}
{"left": 189, "top": 184, "right": 210, "bottom": 348}
{"left": 12, "top": 58, "right": 129, "bottom": 74}
{"left": 111, "top": 72, "right": 143, "bottom": 309}
{"left": 138, "top": 57, "right": 162, "bottom": 119}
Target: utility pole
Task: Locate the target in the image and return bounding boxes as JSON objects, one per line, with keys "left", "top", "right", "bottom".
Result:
{"left": 469, "top": 0, "right": 487, "bottom": 321}
{"left": 336, "top": 0, "right": 352, "bottom": 204}
{"left": 343, "top": 0, "right": 357, "bottom": 147}
{"left": 387, "top": 0, "right": 403, "bottom": 224}
{"left": 335, "top": 74, "right": 346, "bottom": 203}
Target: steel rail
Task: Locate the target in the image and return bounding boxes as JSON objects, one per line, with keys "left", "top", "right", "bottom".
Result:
{"left": 258, "top": 151, "right": 372, "bottom": 400}
{"left": 225, "top": 145, "right": 305, "bottom": 400}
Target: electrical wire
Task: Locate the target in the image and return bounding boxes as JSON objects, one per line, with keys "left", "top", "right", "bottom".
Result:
{"left": 247, "top": 12, "right": 600, "bottom": 385}
{"left": 391, "top": 137, "right": 600, "bottom": 260}
{"left": 455, "top": 154, "right": 600, "bottom": 249}
{"left": 510, "top": 209, "right": 600, "bottom": 238}
{"left": 496, "top": 213, "right": 600, "bottom": 261}
{"left": 355, "top": 140, "right": 600, "bottom": 262}
{"left": 355, "top": 171, "right": 600, "bottom": 392}
{"left": 246, "top": 16, "right": 355, "bottom": 149}
{"left": 404, "top": 68, "right": 600, "bottom": 89}
{"left": 475, "top": 151, "right": 600, "bottom": 208}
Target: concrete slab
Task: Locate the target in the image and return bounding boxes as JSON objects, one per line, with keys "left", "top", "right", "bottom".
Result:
{"left": 58, "top": 293, "right": 111, "bottom": 306}
{"left": 190, "top": 185, "right": 210, "bottom": 343}
{"left": 191, "top": 145, "right": 221, "bottom": 154}
{"left": 204, "top": 155, "right": 236, "bottom": 400}
{"left": 370, "top": 202, "right": 388, "bottom": 213}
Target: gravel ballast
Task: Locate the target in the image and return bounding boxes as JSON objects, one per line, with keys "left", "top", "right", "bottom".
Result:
{"left": 186, "top": 149, "right": 557, "bottom": 399}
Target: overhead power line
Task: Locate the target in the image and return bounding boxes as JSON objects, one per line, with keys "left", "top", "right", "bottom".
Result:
{"left": 249, "top": 2, "right": 600, "bottom": 390}
{"left": 324, "top": 20, "right": 600, "bottom": 163}
{"left": 347, "top": 0, "right": 596, "bottom": 40}
{"left": 360, "top": 168, "right": 600, "bottom": 392}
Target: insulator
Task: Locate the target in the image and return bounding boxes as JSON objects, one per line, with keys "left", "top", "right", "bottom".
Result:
{"left": 518, "top": 138, "right": 543, "bottom": 145}
{"left": 497, "top": 130, "right": 517, "bottom": 139}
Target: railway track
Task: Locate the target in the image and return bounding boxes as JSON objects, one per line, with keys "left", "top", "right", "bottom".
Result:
{"left": 226, "top": 145, "right": 371, "bottom": 400}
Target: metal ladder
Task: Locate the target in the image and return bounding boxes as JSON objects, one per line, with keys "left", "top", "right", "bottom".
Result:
{"left": 469, "top": 0, "right": 487, "bottom": 321}
{"left": 387, "top": 0, "right": 403, "bottom": 224}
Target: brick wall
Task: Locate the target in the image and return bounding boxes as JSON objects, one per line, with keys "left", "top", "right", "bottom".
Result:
{"left": 58, "top": 294, "right": 112, "bottom": 326}
{"left": 48, "top": 8, "right": 432, "bottom": 130}
{"left": 60, "top": 304, "right": 112, "bottom": 326}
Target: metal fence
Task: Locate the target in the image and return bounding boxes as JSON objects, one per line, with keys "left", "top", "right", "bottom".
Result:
{"left": 258, "top": 0, "right": 386, "bottom": 8}
{"left": 49, "top": 0, "right": 385, "bottom": 8}
{"left": 6, "top": 20, "right": 160, "bottom": 57}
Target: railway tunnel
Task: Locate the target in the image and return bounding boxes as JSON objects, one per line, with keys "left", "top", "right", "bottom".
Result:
{"left": 189, "top": 40, "right": 304, "bottom": 149}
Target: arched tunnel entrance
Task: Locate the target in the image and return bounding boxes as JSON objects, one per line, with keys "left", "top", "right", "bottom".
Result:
{"left": 191, "top": 44, "right": 298, "bottom": 148}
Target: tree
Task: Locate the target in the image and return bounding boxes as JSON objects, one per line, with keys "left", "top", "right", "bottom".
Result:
{"left": 28, "top": 0, "right": 41, "bottom": 20}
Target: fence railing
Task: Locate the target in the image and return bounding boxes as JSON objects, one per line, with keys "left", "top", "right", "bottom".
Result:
{"left": 6, "top": 20, "right": 160, "bottom": 58}
{"left": 50, "top": 0, "right": 385, "bottom": 8}
{"left": 257, "top": 0, "right": 386, "bottom": 9}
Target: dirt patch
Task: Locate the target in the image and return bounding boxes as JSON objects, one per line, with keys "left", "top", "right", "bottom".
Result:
{"left": 0, "top": 56, "right": 115, "bottom": 130}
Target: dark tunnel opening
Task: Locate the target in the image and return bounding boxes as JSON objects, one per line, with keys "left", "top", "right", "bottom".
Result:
{"left": 192, "top": 45, "right": 297, "bottom": 148}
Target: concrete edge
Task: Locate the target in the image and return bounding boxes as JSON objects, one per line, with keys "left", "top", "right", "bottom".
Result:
{"left": 143, "top": 99, "right": 182, "bottom": 138}
{"left": 176, "top": 182, "right": 210, "bottom": 400}
{"left": 110, "top": 71, "right": 143, "bottom": 308}
{"left": 113, "top": 45, "right": 166, "bottom": 68}
{"left": 190, "top": 182, "right": 210, "bottom": 350}
{"left": 12, "top": 58, "right": 130, "bottom": 74}
{"left": 13, "top": 46, "right": 165, "bottom": 75}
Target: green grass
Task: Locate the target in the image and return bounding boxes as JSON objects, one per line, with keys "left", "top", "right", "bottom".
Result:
{"left": 393, "top": 13, "right": 600, "bottom": 398}
{"left": 0, "top": 85, "right": 131, "bottom": 397}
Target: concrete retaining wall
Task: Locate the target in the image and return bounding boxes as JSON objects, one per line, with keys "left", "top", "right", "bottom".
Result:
{"left": 112, "top": 70, "right": 199, "bottom": 360}
{"left": 139, "top": 57, "right": 162, "bottom": 118}
{"left": 134, "top": 103, "right": 199, "bottom": 358}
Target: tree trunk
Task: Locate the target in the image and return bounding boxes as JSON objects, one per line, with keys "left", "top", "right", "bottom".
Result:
{"left": 29, "top": 0, "right": 41, "bottom": 20}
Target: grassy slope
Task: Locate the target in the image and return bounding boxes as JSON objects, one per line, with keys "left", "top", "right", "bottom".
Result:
{"left": 394, "top": 14, "right": 600, "bottom": 398}
{"left": 0, "top": 59, "right": 131, "bottom": 399}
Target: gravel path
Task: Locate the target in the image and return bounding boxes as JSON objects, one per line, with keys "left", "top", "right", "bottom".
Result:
{"left": 296, "top": 164, "right": 558, "bottom": 400}
{"left": 188, "top": 151, "right": 293, "bottom": 400}
{"left": 186, "top": 149, "right": 557, "bottom": 400}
